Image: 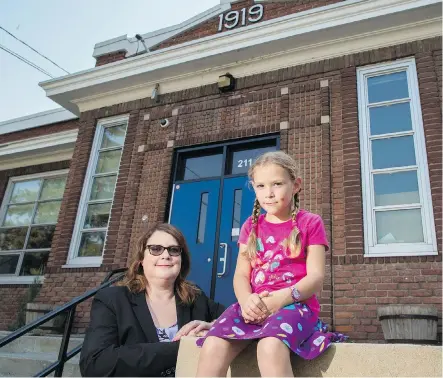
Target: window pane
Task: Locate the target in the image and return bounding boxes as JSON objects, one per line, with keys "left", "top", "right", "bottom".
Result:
{"left": 78, "top": 232, "right": 106, "bottom": 257}
{"left": 90, "top": 176, "right": 117, "bottom": 201}
{"left": 33, "top": 201, "right": 61, "bottom": 224}
{"left": 84, "top": 203, "right": 111, "bottom": 229}
{"left": 0, "top": 254, "right": 19, "bottom": 274}
{"left": 178, "top": 153, "right": 223, "bottom": 181}
{"left": 369, "top": 102, "right": 412, "bottom": 136}
{"left": 197, "top": 193, "right": 208, "bottom": 244}
{"left": 368, "top": 71, "right": 409, "bottom": 103}
{"left": 101, "top": 125, "right": 127, "bottom": 148}
{"left": 20, "top": 251, "right": 49, "bottom": 276}
{"left": 40, "top": 177, "right": 66, "bottom": 200}
{"left": 95, "top": 150, "right": 122, "bottom": 174}
{"left": 10, "top": 180, "right": 41, "bottom": 203}
{"left": 3, "top": 204, "right": 34, "bottom": 226}
{"left": 0, "top": 227, "right": 27, "bottom": 250}
{"left": 27, "top": 225, "right": 56, "bottom": 249}
{"left": 231, "top": 190, "right": 243, "bottom": 242}
{"left": 376, "top": 209, "right": 424, "bottom": 244}
{"left": 229, "top": 146, "right": 276, "bottom": 175}
{"left": 372, "top": 136, "right": 416, "bottom": 169}
{"left": 374, "top": 171, "right": 420, "bottom": 206}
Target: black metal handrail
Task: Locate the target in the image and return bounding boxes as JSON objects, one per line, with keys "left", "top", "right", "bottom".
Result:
{"left": 0, "top": 267, "right": 127, "bottom": 377}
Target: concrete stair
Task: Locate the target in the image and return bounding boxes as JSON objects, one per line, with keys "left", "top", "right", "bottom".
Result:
{"left": 176, "top": 336, "right": 443, "bottom": 377}
{"left": 0, "top": 331, "right": 82, "bottom": 377}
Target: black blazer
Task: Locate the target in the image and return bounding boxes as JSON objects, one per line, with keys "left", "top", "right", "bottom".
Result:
{"left": 80, "top": 285, "right": 225, "bottom": 377}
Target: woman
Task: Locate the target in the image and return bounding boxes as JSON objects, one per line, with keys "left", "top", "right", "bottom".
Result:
{"left": 80, "top": 223, "right": 225, "bottom": 377}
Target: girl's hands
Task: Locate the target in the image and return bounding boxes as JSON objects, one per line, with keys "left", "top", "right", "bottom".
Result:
{"left": 239, "top": 292, "right": 270, "bottom": 323}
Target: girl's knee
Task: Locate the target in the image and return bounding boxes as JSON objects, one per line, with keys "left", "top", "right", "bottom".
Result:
{"left": 201, "top": 336, "right": 230, "bottom": 355}
{"left": 257, "top": 337, "right": 289, "bottom": 359}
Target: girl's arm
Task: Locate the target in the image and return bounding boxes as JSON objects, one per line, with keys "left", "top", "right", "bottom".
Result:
{"left": 234, "top": 244, "right": 268, "bottom": 322}
{"left": 261, "top": 245, "right": 326, "bottom": 311}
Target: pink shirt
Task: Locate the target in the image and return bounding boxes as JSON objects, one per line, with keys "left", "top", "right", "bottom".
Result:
{"left": 238, "top": 210, "right": 329, "bottom": 315}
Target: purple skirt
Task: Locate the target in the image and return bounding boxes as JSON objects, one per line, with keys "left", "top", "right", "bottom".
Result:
{"left": 197, "top": 302, "right": 348, "bottom": 360}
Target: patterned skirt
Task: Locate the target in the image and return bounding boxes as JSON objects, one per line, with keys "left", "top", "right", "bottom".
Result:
{"left": 196, "top": 302, "right": 348, "bottom": 360}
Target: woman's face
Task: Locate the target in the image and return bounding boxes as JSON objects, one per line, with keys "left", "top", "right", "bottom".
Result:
{"left": 141, "top": 231, "right": 182, "bottom": 283}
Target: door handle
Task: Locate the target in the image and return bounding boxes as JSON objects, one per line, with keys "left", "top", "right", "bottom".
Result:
{"left": 217, "top": 243, "right": 228, "bottom": 277}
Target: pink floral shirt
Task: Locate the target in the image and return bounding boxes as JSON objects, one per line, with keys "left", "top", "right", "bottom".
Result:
{"left": 238, "top": 210, "right": 329, "bottom": 315}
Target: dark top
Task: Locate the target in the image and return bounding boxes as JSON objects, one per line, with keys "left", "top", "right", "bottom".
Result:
{"left": 79, "top": 285, "right": 225, "bottom": 377}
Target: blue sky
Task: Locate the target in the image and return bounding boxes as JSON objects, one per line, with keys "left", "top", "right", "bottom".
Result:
{"left": 0, "top": 0, "right": 219, "bottom": 122}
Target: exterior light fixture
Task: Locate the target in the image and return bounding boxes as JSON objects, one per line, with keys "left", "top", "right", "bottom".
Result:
{"left": 217, "top": 73, "right": 236, "bottom": 92}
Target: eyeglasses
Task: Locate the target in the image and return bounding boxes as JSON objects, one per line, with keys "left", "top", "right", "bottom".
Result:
{"left": 146, "top": 245, "right": 182, "bottom": 257}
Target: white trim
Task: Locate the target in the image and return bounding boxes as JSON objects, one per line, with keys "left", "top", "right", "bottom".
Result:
{"left": 0, "top": 109, "right": 76, "bottom": 135}
{"left": 357, "top": 58, "right": 438, "bottom": 257}
{"left": 67, "top": 114, "right": 129, "bottom": 266}
{"left": 0, "top": 129, "right": 78, "bottom": 171}
{"left": 62, "top": 260, "right": 102, "bottom": 268}
{"left": 0, "top": 130, "right": 78, "bottom": 157}
{"left": 39, "top": 0, "right": 442, "bottom": 115}
{"left": 0, "top": 276, "right": 45, "bottom": 285}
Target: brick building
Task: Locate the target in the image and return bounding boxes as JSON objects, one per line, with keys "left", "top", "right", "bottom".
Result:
{"left": 0, "top": 0, "right": 441, "bottom": 342}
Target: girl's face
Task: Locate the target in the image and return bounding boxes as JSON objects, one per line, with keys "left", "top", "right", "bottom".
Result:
{"left": 252, "top": 163, "right": 301, "bottom": 220}
{"left": 141, "top": 231, "right": 182, "bottom": 282}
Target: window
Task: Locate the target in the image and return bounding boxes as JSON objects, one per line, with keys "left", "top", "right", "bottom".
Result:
{"left": 67, "top": 116, "right": 128, "bottom": 266}
{"left": 0, "top": 171, "right": 68, "bottom": 282}
{"left": 357, "top": 58, "right": 437, "bottom": 257}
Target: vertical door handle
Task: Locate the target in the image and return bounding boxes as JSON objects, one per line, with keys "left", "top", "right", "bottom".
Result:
{"left": 217, "top": 243, "right": 228, "bottom": 277}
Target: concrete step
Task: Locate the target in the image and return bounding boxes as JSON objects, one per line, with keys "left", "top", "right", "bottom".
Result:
{"left": 176, "top": 336, "right": 442, "bottom": 377}
{"left": 0, "top": 332, "right": 83, "bottom": 377}
{"left": 0, "top": 352, "right": 80, "bottom": 377}
{"left": 0, "top": 332, "right": 83, "bottom": 354}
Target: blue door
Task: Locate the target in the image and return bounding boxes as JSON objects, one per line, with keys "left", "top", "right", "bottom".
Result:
{"left": 169, "top": 180, "right": 220, "bottom": 296}
{"left": 213, "top": 176, "right": 255, "bottom": 305}
{"left": 169, "top": 138, "right": 277, "bottom": 307}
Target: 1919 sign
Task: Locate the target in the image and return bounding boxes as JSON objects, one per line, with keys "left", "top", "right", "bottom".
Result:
{"left": 218, "top": 4, "right": 264, "bottom": 32}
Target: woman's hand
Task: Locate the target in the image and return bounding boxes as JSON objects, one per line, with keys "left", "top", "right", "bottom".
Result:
{"left": 239, "top": 292, "right": 270, "bottom": 323}
{"left": 172, "top": 320, "right": 213, "bottom": 341}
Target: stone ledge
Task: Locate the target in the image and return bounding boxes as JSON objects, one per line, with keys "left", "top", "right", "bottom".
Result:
{"left": 176, "top": 337, "right": 442, "bottom": 377}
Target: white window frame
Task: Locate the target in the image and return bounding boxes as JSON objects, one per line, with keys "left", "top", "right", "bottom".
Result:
{"left": 0, "top": 169, "right": 68, "bottom": 284}
{"left": 357, "top": 58, "right": 437, "bottom": 257}
{"left": 66, "top": 115, "right": 129, "bottom": 267}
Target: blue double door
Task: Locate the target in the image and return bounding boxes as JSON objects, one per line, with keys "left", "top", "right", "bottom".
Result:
{"left": 170, "top": 176, "right": 255, "bottom": 306}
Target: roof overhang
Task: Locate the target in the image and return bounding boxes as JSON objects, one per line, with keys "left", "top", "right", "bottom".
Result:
{"left": 40, "top": 0, "right": 442, "bottom": 115}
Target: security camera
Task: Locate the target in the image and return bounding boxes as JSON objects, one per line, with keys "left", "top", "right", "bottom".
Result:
{"left": 160, "top": 119, "right": 169, "bottom": 128}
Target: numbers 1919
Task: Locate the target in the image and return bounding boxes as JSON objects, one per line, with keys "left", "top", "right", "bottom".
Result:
{"left": 218, "top": 4, "right": 264, "bottom": 32}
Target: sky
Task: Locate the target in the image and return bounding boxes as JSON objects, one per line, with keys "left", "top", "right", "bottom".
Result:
{"left": 0, "top": 0, "right": 220, "bottom": 122}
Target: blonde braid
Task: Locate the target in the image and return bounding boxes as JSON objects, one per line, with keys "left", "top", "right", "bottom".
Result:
{"left": 283, "top": 192, "right": 302, "bottom": 257}
{"left": 245, "top": 198, "right": 261, "bottom": 260}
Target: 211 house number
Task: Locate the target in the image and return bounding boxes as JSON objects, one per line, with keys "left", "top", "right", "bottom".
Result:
{"left": 218, "top": 4, "right": 264, "bottom": 32}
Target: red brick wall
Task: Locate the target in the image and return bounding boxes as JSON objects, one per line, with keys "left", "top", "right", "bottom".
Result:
{"left": 30, "top": 37, "right": 441, "bottom": 340}
{"left": 0, "top": 161, "right": 70, "bottom": 330}
{"left": 95, "top": 51, "right": 127, "bottom": 67}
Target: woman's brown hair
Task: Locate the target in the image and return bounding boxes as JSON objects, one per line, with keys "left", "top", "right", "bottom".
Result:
{"left": 118, "top": 223, "right": 200, "bottom": 304}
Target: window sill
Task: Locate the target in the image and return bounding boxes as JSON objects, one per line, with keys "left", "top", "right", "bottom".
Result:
{"left": 62, "top": 263, "right": 102, "bottom": 269}
{"left": 0, "top": 276, "right": 45, "bottom": 285}
{"left": 63, "top": 256, "right": 103, "bottom": 268}
{"left": 364, "top": 247, "right": 438, "bottom": 258}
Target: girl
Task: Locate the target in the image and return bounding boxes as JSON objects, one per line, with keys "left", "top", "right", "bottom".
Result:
{"left": 196, "top": 151, "right": 347, "bottom": 377}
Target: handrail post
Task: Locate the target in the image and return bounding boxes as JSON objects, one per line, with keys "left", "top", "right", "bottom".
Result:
{"left": 53, "top": 306, "right": 76, "bottom": 377}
